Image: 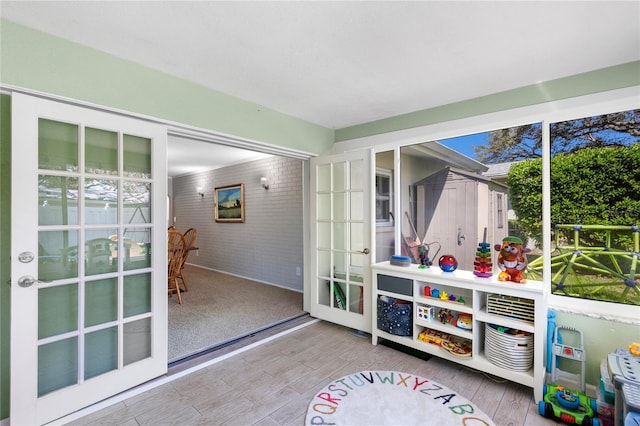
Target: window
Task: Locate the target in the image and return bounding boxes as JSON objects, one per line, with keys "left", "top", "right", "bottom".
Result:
{"left": 496, "top": 193, "right": 504, "bottom": 229}
{"left": 375, "top": 168, "right": 392, "bottom": 226}
{"left": 549, "top": 109, "right": 639, "bottom": 306}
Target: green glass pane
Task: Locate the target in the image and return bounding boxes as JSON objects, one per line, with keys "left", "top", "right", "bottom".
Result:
{"left": 317, "top": 193, "right": 331, "bottom": 220}
{"left": 317, "top": 164, "right": 331, "bottom": 192}
{"left": 85, "top": 127, "right": 118, "bottom": 175}
{"left": 123, "top": 273, "right": 151, "bottom": 317}
{"left": 351, "top": 222, "right": 363, "bottom": 251}
{"left": 39, "top": 283, "right": 78, "bottom": 339}
{"left": 38, "top": 337, "right": 78, "bottom": 397}
{"left": 350, "top": 159, "right": 363, "bottom": 190}
{"left": 317, "top": 222, "right": 331, "bottom": 249}
{"left": 350, "top": 192, "right": 363, "bottom": 221}
{"left": 317, "top": 250, "right": 331, "bottom": 278}
{"left": 124, "top": 318, "right": 151, "bottom": 366}
{"left": 85, "top": 178, "right": 118, "bottom": 225}
{"left": 85, "top": 229, "right": 117, "bottom": 276}
{"left": 39, "top": 230, "right": 79, "bottom": 281}
{"left": 85, "top": 278, "right": 117, "bottom": 327}
{"left": 333, "top": 252, "right": 347, "bottom": 277}
{"left": 349, "top": 283, "right": 363, "bottom": 314}
{"left": 123, "top": 227, "right": 151, "bottom": 271}
{"left": 318, "top": 278, "right": 331, "bottom": 307}
{"left": 38, "top": 175, "right": 79, "bottom": 226}
{"left": 334, "top": 222, "right": 346, "bottom": 250}
{"left": 123, "top": 182, "right": 150, "bottom": 224}
{"left": 333, "top": 162, "right": 347, "bottom": 191}
{"left": 85, "top": 327, "right": 118, "bottom": 380}
{"left": 38, "top": 118, "right": 78, "bottom": 172}
{"left": 123, "top": 134, "right": 151, "bottom": 178}
{"left": 333, "top": 193, "right": 347, "bottom": 221}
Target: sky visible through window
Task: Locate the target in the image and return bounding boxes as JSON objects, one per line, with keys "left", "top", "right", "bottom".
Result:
{"left": 438, "top": 133, "right": 487, "bottom": 160}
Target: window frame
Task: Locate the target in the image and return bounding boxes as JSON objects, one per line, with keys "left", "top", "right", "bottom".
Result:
{"left": 334, "top": 86, "right": 640, "bottom": 323}
{"left": 375, "top": 167, "right": 393, "bottom": 227}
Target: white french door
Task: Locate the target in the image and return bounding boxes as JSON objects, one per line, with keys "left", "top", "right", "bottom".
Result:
{"left": 309, "top": 150, "right": 373, "bottom": 333}
{"left": 10, "top": 93, "right": 168, "bottom": 425}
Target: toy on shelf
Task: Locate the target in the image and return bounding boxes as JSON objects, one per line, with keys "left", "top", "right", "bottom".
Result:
{"left": 456, "top": 313, "right": 472, "bottom": 330}
{"left": 441, "top": 339, "right": 472, "bottom": 358}
{"left": 438, "top": 308, "right": 455, "bottom": 325}
{"left": 417, "top": 244, "right": 430, "bottom": 269}
{"left": 495, "top": 236, "right": 531, "bottom": 283}
{"left": 416, "top": 305, "right": 435, "bottom": 321}
{"left": 423, "top": 286, "right": 465, "bottom": 304}
{"left": 418, "top": 328, "right": 450, "bottom": 346}
{"left": 438, "top": 255, "right": 458, "bottom": 272}
{"left": 473, "top": 227, "right": 493, "bottom": 277}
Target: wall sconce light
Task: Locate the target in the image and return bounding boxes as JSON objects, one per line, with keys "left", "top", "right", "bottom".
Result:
{"left": 197, "top": 187, "right": 204, "bottom": 197}
{"left": 260, "top": 177, "right": 269, "bottom": 190}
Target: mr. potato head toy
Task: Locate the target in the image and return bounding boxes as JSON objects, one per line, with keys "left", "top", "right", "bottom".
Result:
{"left": 494, "top": 236, "right": 530, "bottom": 283}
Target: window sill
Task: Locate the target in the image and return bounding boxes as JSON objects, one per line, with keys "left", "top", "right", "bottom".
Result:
{"left": 548, "top": 293, "right": 640, "bottom": 325}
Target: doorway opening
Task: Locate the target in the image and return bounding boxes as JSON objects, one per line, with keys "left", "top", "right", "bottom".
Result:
{"left": 166, "top": 135, "right": 307, "bottom": 363}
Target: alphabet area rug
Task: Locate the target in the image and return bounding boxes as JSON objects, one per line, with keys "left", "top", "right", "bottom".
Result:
{"left": 305, "top": 370, "right": 495, "bottom": 426}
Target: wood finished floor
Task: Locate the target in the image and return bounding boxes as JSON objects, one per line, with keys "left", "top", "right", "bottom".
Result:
{"left": 68, "top": 320, "right": 559, "bottom": 426}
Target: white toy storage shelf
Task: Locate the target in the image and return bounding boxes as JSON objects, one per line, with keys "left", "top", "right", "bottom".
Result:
{"left": 371, "top": 261, "right": 548, "bottom": 401}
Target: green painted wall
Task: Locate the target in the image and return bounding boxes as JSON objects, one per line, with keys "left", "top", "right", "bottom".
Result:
{"left": 0, "top": 94, "right": 10, "bottom": 420}
{"left": 0, "top": 19, "right": 335, "bottom": 155}
{"left": 1, "top": 17, "right": 639, "bottom": 422}
{"left": 336, "top": 61, "right": 640, "bottom": 141}
{"left": 554, "top": 311, "right": 639, "bottom": 386}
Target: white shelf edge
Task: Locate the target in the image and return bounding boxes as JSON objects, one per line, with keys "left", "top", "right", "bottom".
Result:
{"left": 415, "top": 295, "right": 473, "bottom": 314}
{"left": 414, "top": 319, "right": 473, "bottom": 340}
{"left": 475, "top": 311, "right": 535, "bottom": 333}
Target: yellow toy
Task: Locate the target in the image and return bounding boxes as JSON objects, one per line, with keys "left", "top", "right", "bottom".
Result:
{"left": 630, "top": 342, "right": 640, "bottom": 357}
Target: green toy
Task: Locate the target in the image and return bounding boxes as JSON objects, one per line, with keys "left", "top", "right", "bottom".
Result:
{"left": 538, "top": 384, "right": 599, "bottom": 426}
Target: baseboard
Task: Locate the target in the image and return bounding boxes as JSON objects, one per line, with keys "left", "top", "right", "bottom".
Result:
{"left": 185, "top": 263, "right": 303, "bottom": 293}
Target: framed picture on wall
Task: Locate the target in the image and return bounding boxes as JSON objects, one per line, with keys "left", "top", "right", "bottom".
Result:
{"left": 214, "top": 183, "right": 245, "bottom": 223}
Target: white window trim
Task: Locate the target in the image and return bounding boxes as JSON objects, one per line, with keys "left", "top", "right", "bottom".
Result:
{"left": 335, "top": 86, "right": 640, "bottom": 323}
{"left": 375, "top": 167, "right": 393, "bottom": 227}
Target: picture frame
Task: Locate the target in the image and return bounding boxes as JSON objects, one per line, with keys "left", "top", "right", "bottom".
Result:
{"left": 214, "top": 183, "right": 245, "bottom": 223}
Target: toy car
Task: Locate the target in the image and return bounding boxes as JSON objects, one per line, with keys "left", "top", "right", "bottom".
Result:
{"left": 538, "top": 384, "right": 600, "bottom": 426}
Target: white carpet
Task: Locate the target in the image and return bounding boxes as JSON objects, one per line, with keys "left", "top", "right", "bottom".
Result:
{"left": 305, "top": 370, "right": 495, "bottom": 426}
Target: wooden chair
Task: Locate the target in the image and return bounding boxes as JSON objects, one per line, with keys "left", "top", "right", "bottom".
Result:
{"left": 178, "top": 227, "right": 197, "bottom": 292}
{"left": 168, "top": 229, "right": 186, "bottom": 304}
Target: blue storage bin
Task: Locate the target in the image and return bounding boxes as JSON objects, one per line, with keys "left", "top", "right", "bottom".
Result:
{"left": 377, "top": 296, "right": 412, "bottom": 336}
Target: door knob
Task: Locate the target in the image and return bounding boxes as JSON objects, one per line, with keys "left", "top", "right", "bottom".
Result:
{"left": 457, "top": 228, "right": 466, "bottom": 246}
{"left": 360, "top": 248, "right": 370, "bottom": 254}
{"left": 17, "top": 276, "right": 49, "bottom": 288}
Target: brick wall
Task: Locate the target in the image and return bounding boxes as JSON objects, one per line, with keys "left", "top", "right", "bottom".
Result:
{"left": 171, "top": 156, "right": 303, "bottom": 291}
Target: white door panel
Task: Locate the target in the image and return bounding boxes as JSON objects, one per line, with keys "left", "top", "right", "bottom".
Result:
{"left": 309, "top": 150, "right": 373, "bottom": 332}
{"left": 10, "top": 93, "right": 168, "bottom": 425}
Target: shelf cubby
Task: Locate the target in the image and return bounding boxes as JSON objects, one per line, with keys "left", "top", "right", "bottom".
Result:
{"left": 371, "top": 261, "right": 547, "bottom": 401}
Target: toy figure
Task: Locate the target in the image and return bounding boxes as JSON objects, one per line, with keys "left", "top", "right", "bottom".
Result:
{"left": 418, "top": 244, "right": 430, "bottom": 269}
{"left": 495, "top": 236, "right": 531, "bottom": 283}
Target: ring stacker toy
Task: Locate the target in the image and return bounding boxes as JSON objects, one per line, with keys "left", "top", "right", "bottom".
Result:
{"left": 473, "top": 227, "right": 493, "bottom": 277}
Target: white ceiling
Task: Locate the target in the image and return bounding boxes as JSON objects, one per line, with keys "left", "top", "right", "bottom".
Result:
{"left": 2, "top": 1, "right": 639, "bottom": 175}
